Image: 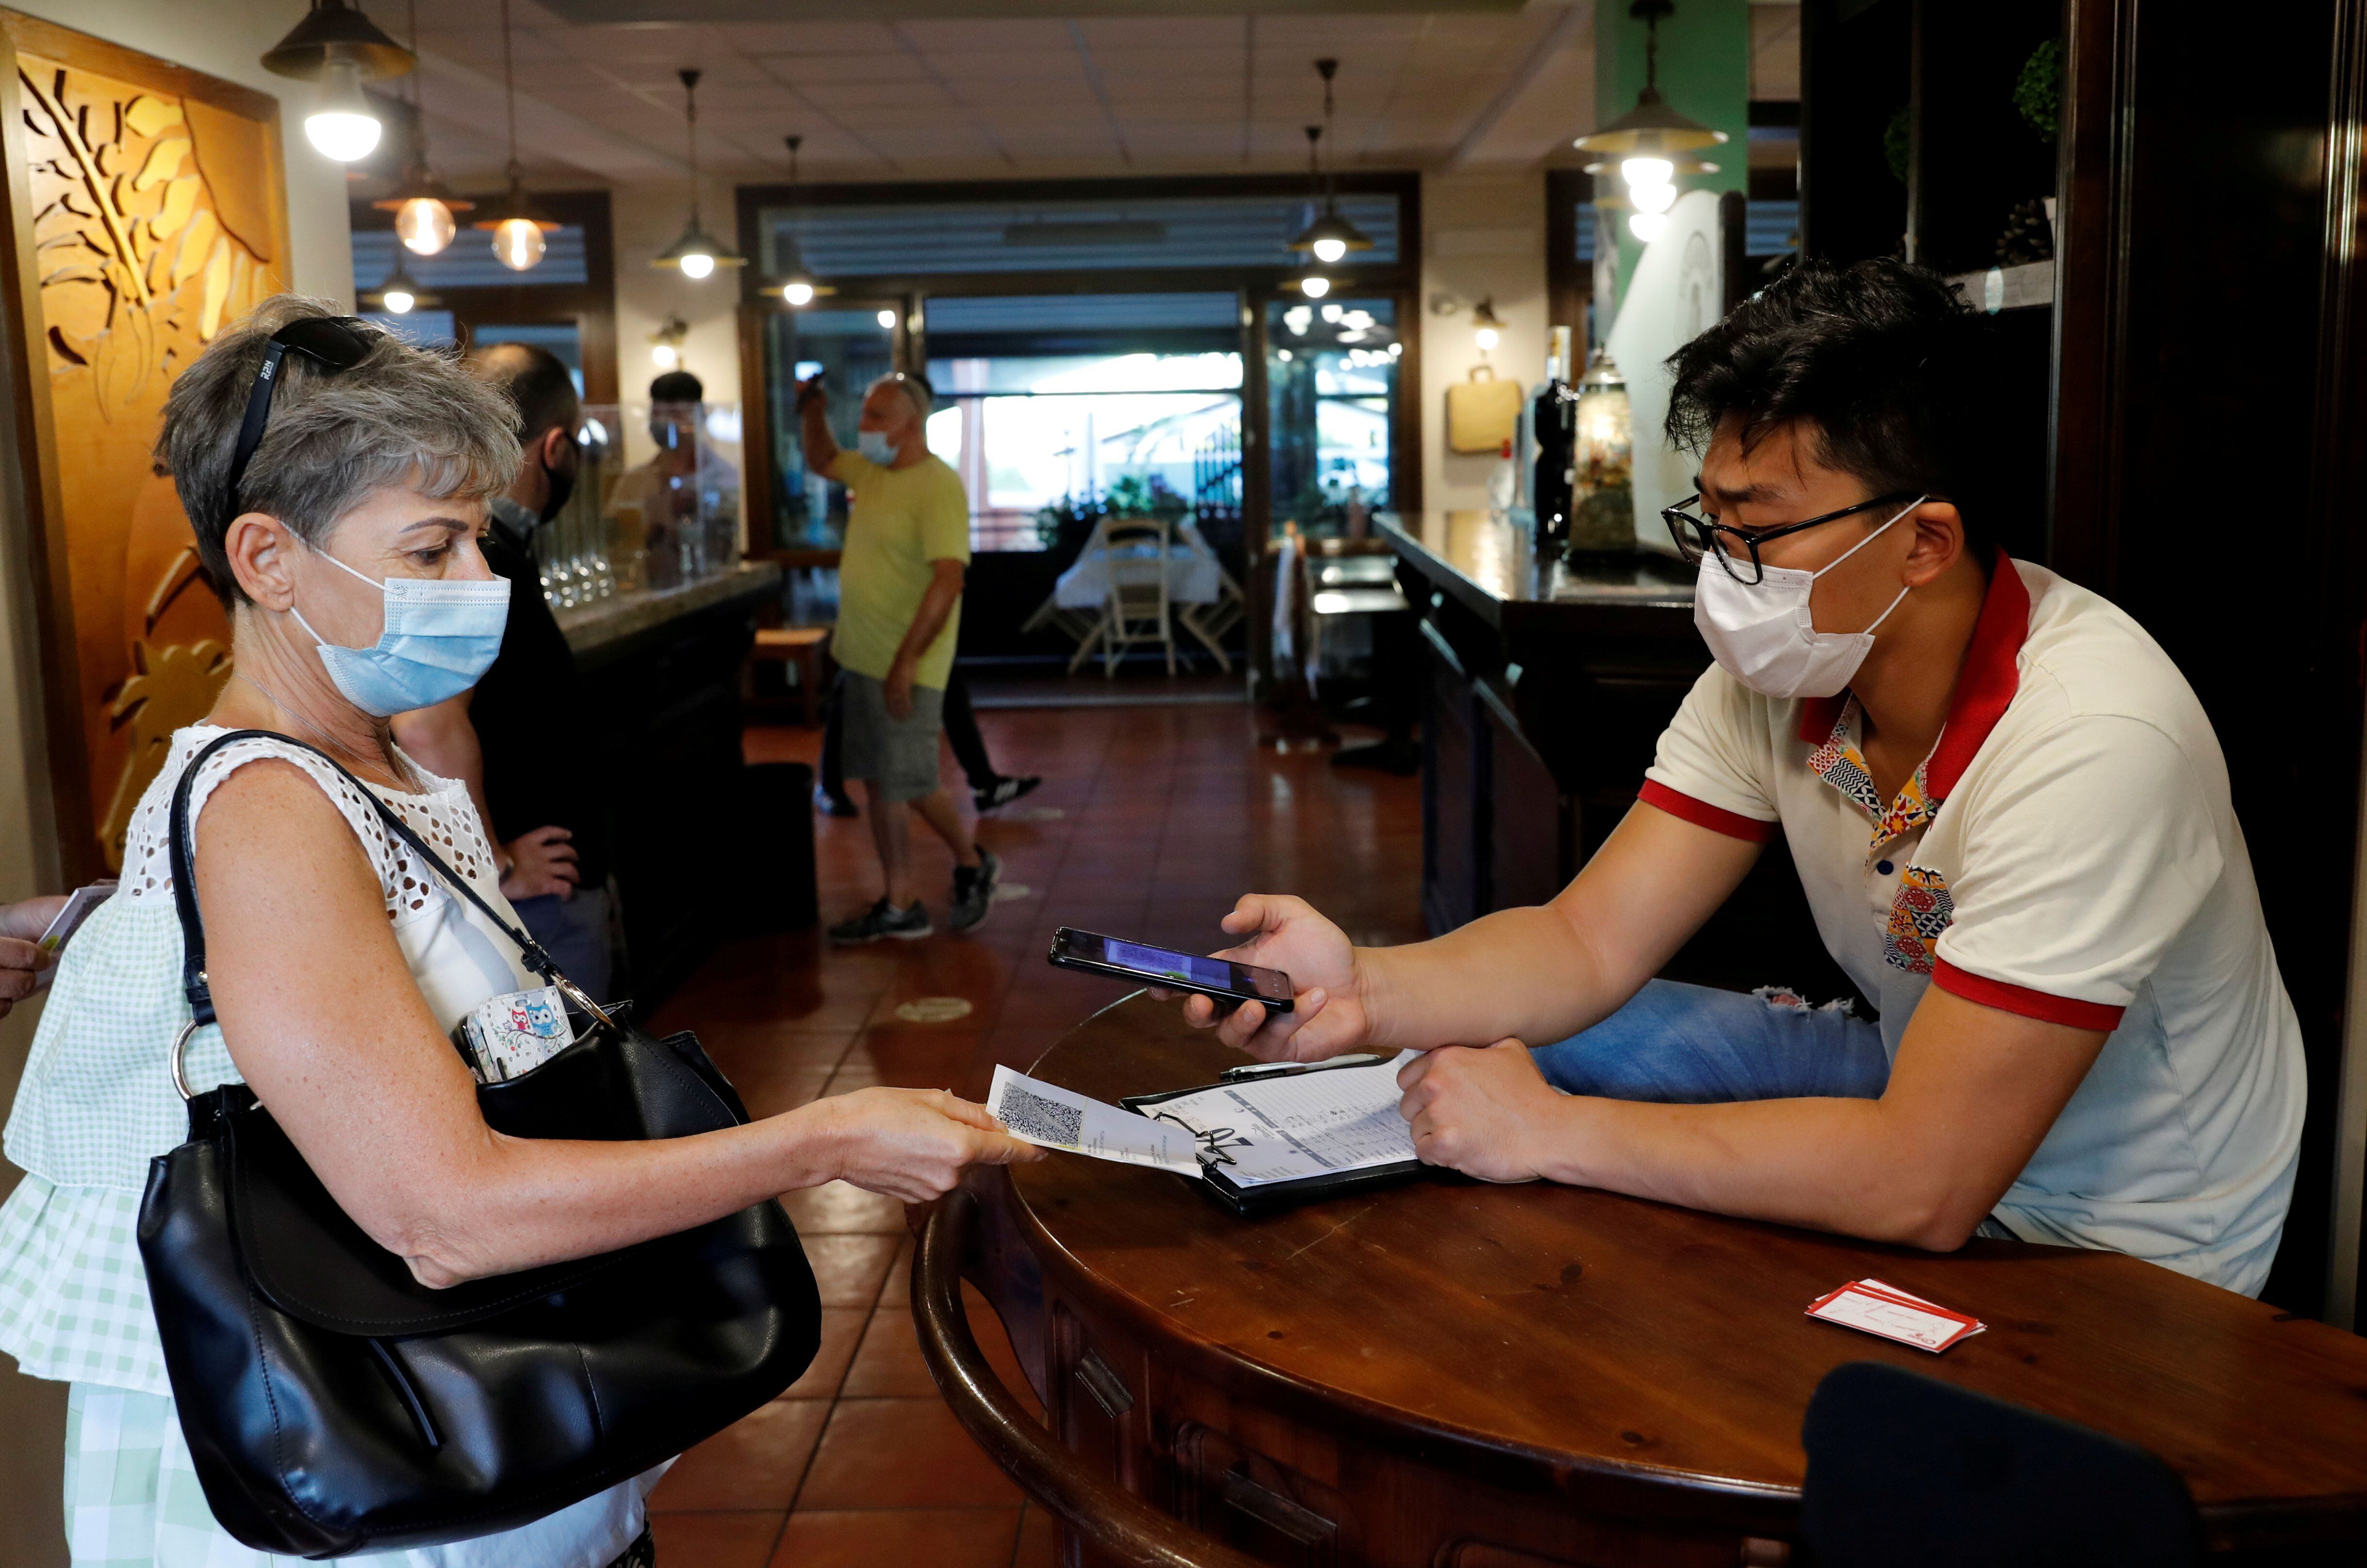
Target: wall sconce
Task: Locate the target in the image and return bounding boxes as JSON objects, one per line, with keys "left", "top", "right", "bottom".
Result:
{"left": 1471, "top": 297, "right": 1505, "bottom": 354}
{"left": 649, "top": 314, "right": 690, "bottom": 370}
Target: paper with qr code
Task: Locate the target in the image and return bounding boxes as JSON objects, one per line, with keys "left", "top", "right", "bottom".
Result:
{"left": 458, "top": 986, "right": 575, "bottom": 1083}
{"left": 986, "top": 1065, "right": 1201, "bottom": 1177}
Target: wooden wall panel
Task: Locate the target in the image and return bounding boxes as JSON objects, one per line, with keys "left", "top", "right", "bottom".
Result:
{"left": 0, "top": 12, "right": 289, "bottom": 879}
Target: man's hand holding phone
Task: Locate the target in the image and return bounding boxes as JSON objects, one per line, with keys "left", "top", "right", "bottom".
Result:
{"left": 1182, "top": 894, "right": 1373, "bottom": 1063}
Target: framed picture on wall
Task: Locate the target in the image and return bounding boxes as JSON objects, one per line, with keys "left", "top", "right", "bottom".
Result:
{"left": 0, "top": 9, "right": 292, "bottom": 882}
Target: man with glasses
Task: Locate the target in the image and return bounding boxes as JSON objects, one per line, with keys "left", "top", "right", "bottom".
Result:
{"left": 1176, "top": 258, "right": 2302, "bottom": 1297}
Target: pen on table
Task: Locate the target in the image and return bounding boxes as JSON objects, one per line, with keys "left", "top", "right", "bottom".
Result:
{"left": 1220, "top": 1053, "right": 1385, "bottom": 1081}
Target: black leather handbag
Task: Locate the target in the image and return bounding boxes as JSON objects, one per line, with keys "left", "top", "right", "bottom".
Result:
{"left": 136, "top": 731, "right": 821, "bottom": 1559}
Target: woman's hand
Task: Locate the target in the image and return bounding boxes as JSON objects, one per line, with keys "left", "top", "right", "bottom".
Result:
{"left": 1177, "top": 894, "right": 1372, "bottom": 1063}
{"left": 809, "top": 1087, "right": 1044, "bottom": 1202}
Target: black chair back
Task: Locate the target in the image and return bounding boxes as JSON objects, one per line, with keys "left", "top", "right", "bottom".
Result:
{"left": 1799, "top": 1360, "right": 2201, "bottom": 1568}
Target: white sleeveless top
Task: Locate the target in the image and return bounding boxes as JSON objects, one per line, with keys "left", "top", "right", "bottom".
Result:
{"left": 0, "top": 727, "right": 651, "bottom": 1567}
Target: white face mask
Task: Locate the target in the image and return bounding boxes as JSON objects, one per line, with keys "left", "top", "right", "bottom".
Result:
{"left": 1691, "top": 495, "right": 1924, "bottom": 701}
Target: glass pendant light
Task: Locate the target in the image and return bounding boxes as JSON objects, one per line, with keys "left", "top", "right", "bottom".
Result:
{"left": 469, "top": 0, "right": 557, "bottom": 272}
{"left": 773, "top": 135, "right": 830, "bottom": 306}
{"left": 260, "top": 0, "right": 415, "bottom": 165}
{"left": 654, "top": 69, "right": 746, "bottom": 279}
{"left": 369, "top": 0, "right": 473, "bottom": 254}
{"left": 1287, "top": 61, "right": 1373, "bottom": 265}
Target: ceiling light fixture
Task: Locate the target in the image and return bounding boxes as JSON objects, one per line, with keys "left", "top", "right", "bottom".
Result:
{"left": 773, "top": 135, "right": 833, "bottom": 306}
{"left": 470, "top": 0, "right": 558, "bottom": 271}
{"left": 1574, "top": 0, "right": 1727, "bottom": 247}
{"left": 1287, "top": 59, "right": 1374, "bottom": 265}
{"left": 369, "top": 0, "right": 473, "bottom": 254}
{"left": 1299, "top": 274, "right": 1331, "bottom": 299}
{"left": 366, "top": 263, "right": 437, "bottom": 315}
{"left": 654, "top": 68, "right": 745, "bottom": 279}
{"left": 261, "top": 0, "right": 415, "bottom": 164}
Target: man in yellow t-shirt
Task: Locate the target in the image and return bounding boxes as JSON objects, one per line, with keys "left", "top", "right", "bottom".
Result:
{"left": 800, "top": 371, "right": 999, "bottom": 940}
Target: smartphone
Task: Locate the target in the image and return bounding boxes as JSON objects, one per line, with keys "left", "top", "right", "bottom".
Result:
{"left": 1048, "top": 927, "right": 1294, "bottom": 1013}
{"left": 36, "top": 880, "right": 117, "bottom": 956}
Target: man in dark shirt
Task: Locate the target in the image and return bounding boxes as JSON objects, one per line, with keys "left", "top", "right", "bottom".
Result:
{"left": 393, "top": 343, "right": 614, "bottom": 997}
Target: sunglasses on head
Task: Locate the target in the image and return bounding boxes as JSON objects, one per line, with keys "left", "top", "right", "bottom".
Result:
{"left": 223, "top": 316, "right": 376, "bottom": 513}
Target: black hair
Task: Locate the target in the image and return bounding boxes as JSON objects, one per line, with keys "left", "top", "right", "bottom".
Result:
{"left": 470, "top": 340, "right": 579, "bottom": 445}
{"left": 649, "top": 369, "right": 704, "bottom": 404}
{"left": 1663, "top": 257, "right": 2002, "bottom": 556}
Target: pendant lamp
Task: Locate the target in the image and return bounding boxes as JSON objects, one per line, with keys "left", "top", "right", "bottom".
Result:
{"left": 1287, "top": 60, "right": 1372, "bottom": 265}
{"left": 369, "top": 0, "right": 472, "bottom": 254}
{"left": 365, "top": 264, "right": 438, "bottom": 315}
{"left": 654, "top": 69, "right": 746, "bottom": 279}
{"left": 260, "top": 0, "right": 415, "bottom": 164}
{"left": 469, "top": 0, "right": 558, "bottom": 271}
{"left": 773, "top": 136, "right": 832, "bottom": 305}
{"left": 1574, "top": 0, "right": 1726, "bottom": 241}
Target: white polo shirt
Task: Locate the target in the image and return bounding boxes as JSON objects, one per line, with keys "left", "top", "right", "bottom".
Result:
{"left": 1638, "top": 556, "right": 2304, "bottom": 1297}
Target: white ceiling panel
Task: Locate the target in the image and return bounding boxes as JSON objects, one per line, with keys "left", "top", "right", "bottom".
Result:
{"left": 711, "top": 20, "right": 904, "bottom": 53}
{"left": 385, "top": 0, "right": 1624, "bottom": 188}
{"left": 890, "top": 17, "right": 1077, "bottom": 51}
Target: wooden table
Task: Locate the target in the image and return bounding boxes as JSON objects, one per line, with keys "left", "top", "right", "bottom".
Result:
{"left": 916, "top": 995, "right": 2367, "bottom": 1567}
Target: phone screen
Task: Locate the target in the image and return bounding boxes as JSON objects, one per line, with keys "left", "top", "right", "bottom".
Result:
{"left": 1052, "top": 929, "right": 1294, "bottom": 1005}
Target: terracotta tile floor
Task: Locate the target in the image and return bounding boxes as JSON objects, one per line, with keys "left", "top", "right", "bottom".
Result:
{"left": 643, "top": 697, "right": 1424, "bottom": 1566}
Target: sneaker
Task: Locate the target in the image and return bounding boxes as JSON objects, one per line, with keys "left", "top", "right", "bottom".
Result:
{"left": 829, "top": 898, "right": 932, "bottom": 944}
{"left": 972, "top": 774, "right": 1041, "bottom": 814}
{"left": 813, "top": 784, "right": 860, "bottom": 819}
{"left": 949, "top": 847, "right": 1001, "bottom": 932}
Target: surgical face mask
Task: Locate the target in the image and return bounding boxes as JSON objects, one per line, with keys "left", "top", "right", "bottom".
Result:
{"left": 1691, "top": 496, "right": 1924, "bottom": 701}
{"left": 856, "top": 428, "right": 896, "bottom": 465}
{"left": 287, "top": 543, "right": 510, "bottom": 718}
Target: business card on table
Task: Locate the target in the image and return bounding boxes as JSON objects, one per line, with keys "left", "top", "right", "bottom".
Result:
{"left": 1807, "top": 1277, "right": 1986, "bottom": 1354}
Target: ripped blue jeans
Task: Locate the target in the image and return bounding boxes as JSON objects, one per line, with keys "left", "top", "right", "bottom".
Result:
{"left": 1528, "top": 979, "right": 1891, "bottom": 1104}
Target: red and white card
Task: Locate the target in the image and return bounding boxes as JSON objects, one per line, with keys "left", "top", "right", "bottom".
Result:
{"left": 1806, "top": 1277, "right": 1985, "bottom": 1354}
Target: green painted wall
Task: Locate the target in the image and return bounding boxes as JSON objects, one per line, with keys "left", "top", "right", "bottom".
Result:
{"left": 1595, "top": 0, "right": 1751, "bottom": 311}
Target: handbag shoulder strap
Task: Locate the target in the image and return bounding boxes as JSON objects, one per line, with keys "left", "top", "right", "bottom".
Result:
{"left": 167, "top": 730, "right": 609, "bottom": 1030}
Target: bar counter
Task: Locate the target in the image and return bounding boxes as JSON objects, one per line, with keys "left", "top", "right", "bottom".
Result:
{"left": 1379, "top": 510, "right": 1844, "bottom": 996}
{"left": 553, "top": 562, "right": 803, "bottom": 1002}
{"left": 556, "top": 561, "right": 783, "bottom": 666}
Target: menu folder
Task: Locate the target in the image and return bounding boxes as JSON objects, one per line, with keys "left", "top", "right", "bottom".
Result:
{"left": 1121, "top": 1054, "right": 1432, "bottom": 1218}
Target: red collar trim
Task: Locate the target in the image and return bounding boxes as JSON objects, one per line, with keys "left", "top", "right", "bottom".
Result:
{"left": 1792, "top": 555, "right": 2032, "bottom": 799}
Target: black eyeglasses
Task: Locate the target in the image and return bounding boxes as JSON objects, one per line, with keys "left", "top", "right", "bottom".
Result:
{"left": 224, "top": 316, "right": 376, "bottom": 512}
{"left": 1661, "top": 490, "right": 1924, "bottom": 585}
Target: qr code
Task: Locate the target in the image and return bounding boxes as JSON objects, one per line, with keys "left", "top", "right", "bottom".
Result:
{"left": 1000, "top": 1085, "right": 1082, "bottom": 1146}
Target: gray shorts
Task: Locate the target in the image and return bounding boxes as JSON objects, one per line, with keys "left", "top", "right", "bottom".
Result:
{"left": 839, "top": 670, "right": 945, "bottom": 803}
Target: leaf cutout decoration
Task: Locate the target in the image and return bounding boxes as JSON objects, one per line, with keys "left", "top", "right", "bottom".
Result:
{"left": 131, "top": 136, "right": 187, "bottom": 193}
{"left": 150, "top": 175, "right": 197, "bottom": 240}
{"left": 172, "top": 208, "right": 215, "bottom": 287}
{"left": 198, "top": 235, "right": 230, "bottom": 339}
{"left": 123, "top": 94, "right": 181, "bottom": 138}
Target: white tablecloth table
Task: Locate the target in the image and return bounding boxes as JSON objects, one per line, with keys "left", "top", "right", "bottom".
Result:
{"left": 1052, "top": 518, "right": 1224, "bottom": 608}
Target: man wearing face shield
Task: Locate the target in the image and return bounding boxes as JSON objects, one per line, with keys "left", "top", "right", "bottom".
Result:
{"left": 1170, "top": 259, "right": 2303, "bottom": 1299}
{"left": 393, "top": 342, "right": 614, "bottom": 1000}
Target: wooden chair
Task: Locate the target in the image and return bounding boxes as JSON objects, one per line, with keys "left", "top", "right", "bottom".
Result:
{"left": 1068, "top": 518, "right": 1178, "bottom": 677}
{"left": 746, "top": 624, "right": 833, "bottom": 725}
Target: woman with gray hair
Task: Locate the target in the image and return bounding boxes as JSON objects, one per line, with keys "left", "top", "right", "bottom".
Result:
{"left": 0, "top": 298, "right": 1038, "bottom": 1568}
